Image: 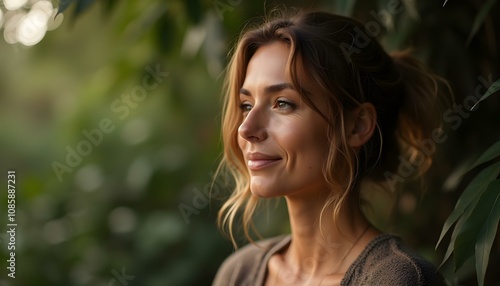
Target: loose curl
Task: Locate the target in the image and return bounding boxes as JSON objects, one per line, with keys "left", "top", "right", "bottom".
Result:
{"left": 215, "top": 10, "right": 452, "bottom": 248}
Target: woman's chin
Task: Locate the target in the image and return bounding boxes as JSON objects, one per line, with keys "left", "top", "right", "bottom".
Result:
{"left": 249, "top": 186, "right": 282, "bottom": 198}
{"left": 250, "top": 189, "right": 274, "bottom": 198}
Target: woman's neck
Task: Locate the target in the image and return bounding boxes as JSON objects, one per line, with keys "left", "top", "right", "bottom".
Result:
{"left": 282, "top": 190, "right": 377, "bottom": 279}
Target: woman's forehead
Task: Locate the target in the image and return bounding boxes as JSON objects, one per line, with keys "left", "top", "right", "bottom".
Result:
{"left": 242, "top": 42, "right": 290, "bottom": 88}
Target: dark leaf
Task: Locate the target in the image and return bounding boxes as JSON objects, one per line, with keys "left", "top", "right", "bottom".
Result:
{"left": 469, "top": 139, "right": 500, "bottom": 171}
{"left": 466, "top": 0, "right": 498, "bottom": 45}
{"left": 437, "top": 161, "right": 500, "bottom": 248}
{"left": 475, "top": 180, "right": 500, "bottom": 286}
{"left": 454, "top": 180, "right": 500, "bottom": 271}
{"left": 439, "top": 193, "right": 481, "bottom": 269}
{"left": 471, "top": 79, "right": 500, "bottom": 111}
{"left": 56, "top": 0, "right": 76, "bottom": 15}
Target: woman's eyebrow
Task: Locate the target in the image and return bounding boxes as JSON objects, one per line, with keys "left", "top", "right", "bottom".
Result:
{"left": 240, "top": 83, "right": 294, "bottom": 96}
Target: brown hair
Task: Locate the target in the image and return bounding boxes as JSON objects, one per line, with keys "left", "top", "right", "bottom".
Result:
{"left": 215, "top": 10, "right": 451, "bottom": 247}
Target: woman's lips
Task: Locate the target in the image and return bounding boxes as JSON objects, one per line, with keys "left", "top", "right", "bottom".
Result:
{"left": 247, "top": 158, "right": 281, "bottom": 171}
{"left": 246, "top": 152, "right": 282, "bottom": 171}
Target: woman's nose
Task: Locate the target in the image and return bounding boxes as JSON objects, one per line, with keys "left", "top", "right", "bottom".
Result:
{"left": 238, "top": 107, "right": 267, "bottom": 142}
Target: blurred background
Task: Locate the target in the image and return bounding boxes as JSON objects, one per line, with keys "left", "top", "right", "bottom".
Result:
{"left": 0, "top": 0, "right": 498, "bottom": 285}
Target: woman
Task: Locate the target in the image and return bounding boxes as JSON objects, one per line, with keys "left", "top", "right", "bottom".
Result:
{"left": 213, "top": 10, "right": 450, "bottom": 286}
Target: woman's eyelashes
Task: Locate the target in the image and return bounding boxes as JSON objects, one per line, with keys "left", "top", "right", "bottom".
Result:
{"left": 240, "top": 101, "right": 253, "bottom": 117}
{"left": 239, "top": 102, "right": 252, "bottom": 114}
{"left": 274, "top": 99, "right": 296, "bottom": 111}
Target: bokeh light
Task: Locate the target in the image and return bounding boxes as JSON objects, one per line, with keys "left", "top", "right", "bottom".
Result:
{"left": 4, "top": 0, "right": 28, "bottom": 11}
{"left": 1, "top": 0, "right": 62, "bottom": 46}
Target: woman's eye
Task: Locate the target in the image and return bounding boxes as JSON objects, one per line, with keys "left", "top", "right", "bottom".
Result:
{"left": 275, "top": 100, "right": 296, "bottom": 111}
{"left": 239, "top": 103, "right": 252, "bottom": 113}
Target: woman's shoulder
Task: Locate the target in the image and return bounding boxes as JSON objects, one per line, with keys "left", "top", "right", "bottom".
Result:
{"left": 343, "top": 234, "right": 444, "bottom": 286}
{"left": 213, "top": 235, "right": 291, "bottom": 286}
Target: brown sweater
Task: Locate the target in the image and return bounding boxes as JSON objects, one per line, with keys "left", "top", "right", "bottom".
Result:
{"left": 213, "top": 234, "right": 443, "bottom": 285}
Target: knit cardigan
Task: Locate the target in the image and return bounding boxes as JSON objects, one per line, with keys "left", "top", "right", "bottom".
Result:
{"left": 213, "top": 234, "right": 444, "bottom": 285}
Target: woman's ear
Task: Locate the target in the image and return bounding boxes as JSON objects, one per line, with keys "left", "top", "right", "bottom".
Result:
{"left": 348, "top": 103, "right": 377, "bottom": 148}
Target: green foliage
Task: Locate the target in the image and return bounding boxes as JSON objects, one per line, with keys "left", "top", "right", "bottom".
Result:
{"left": 436, "top": 70, "right": 500, "bottom": 286}
{"left": 470, "top": 139, "right": 500, "bottom": 171}
{"left": 0, "top": 0, "right": 498, "bottom": 285}
{"left": 437, "top": 143, "right": 500, "bottom": 285}
{"left": 57, "top": 0, "right": 97, "bottom": 15}
{"left": 472, "top": 79, "right": 500, "bottom": 111}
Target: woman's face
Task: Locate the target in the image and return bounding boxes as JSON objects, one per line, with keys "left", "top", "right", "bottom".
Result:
{"left": 237, "top": 41, "right": 330, "bottom": 198}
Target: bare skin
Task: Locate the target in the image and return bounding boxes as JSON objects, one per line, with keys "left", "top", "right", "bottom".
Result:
{"left": 238, "top": 41, "right": 380, "bottom": 285}
{"left": 265, "top": 197, "right": 381, "bottom": 285}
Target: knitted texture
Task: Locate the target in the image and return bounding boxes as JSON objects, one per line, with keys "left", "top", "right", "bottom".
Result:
{"left": 213, "top": 234, "right": 443, "bottom": 286}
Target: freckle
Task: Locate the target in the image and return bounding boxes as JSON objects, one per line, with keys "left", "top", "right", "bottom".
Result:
{"left": 309, "top": 166, "right": 312, "bottom": 170}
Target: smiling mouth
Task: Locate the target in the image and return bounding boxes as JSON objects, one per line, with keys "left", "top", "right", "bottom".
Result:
{"left": 247, "top": 159, "right": 281, "bottom": 171}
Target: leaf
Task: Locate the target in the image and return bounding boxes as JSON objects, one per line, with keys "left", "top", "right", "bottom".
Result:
{"left": 57, "top": 0, "right": 76, "bottom": 15}
{"left": 469, "top": 140, "right": 500, "bottom": 171}
{"left": 57, "top": 0, "right": 97, "bottom": 19}
{"left": 466, "top": 0, "right": 498, "bottom": 46}
{"left": 453, "top": 180, "right": 500, "bottom": 271}
{"left": 335, "top": 0, "right": 357, "bottom": 16}
{"left": 471, "top": 79, "right": 500, "bottom": 111}
{"left": 438, "top": 193, "right": 481, "bottom": 269}
{"left": 436, "top": 161, "right": 500, "bottom": 248}
{"left": 475, "top": 180, "right": 500, "bottom": 286}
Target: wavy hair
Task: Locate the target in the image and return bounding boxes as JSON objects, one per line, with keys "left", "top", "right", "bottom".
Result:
{"left": 215, "top": 10, "right": 452, "bottom": 247}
